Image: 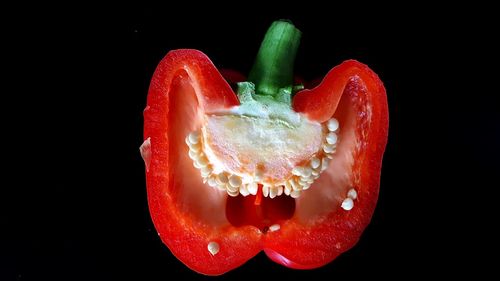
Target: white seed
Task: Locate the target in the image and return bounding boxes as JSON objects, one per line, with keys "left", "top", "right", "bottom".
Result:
{"left": 188, "top": 131, "right": 200, "bottom": 144}
{"left": 312, "top": 170, "right": 319, "bottom": 176}
{"left": 306, "top": 178, "right": 314, "bottom": 184}
{"left": 208, "top": 177, "right": 217, "bottom": 187}
{"left": 193, "top": 161, "right": 201, "bottom": 169}
{"left": 341, "top": 198, "right": 354, "bottom": 210}
{"left": 284, "top": 180, "right": 291, "bottom": 190}
{"left": 301, "top": 167, "right": 312, "bottom": 177}
{"left": 207, "top": 241, "right": 219, "bottom": 256}
{"left": 188, "top": 149, "right": 199, "bottom": 160}
{"left": 290, "top": 190, "right": 301, "bottom": 198}
{"left": 298, "top": 178, "right": 309, "bottom": 186}
{"left": 247, "top": 182, "right": 258, "bottom": 195}
{"left": 140, "top": 137, "right": 151, "bottom": 172}
{"left": 298, "top": 177, "right": 310, "bottom": 187}
{"left": 323, "top": 144, "right": 335, "bottom": 154}
{"left": 201, "top": 166, "right": 212, "bottom": 177}
{"left": 226, "top": 183, "right": 239, "bottom": 193}
{"left": 277, "top": 185, "right": 283, "bottom": 196}
{"left": 189, "top": 142, "right": 202, "bottom": 152}
{"left": 269, "top": 224, "right": 280, "bottom": 232}
{"left": 347, "top": 188, "right": 358, "bottom": 200}
{"left": 228, "top": 175, "right": 242, "bottom": 188}
{"left": 262, "top": 185, "right": 270, "bottom": 197}
{"left": 300, "top": 175, "right": 312, "bottom": 182}
{"left": 321, "top": 157, "right": 330, "bottom": 171}
{"left": 325, "top": 153, "right": 334, "bottom": 159}
{"left": 216, "top": 173, "right": 228, "bottom": 185}
{"left": 327, "top": 118, "right": 339, "bottom": 132}
{"left": 326, "top": 132, "right": 338, "bottom": 144}
{"left": 227, "top": 188, "right": 239, "bottom": 197}
{"left": 290, "top": 178, "right": 301, "bottom": 191}
{"left": 269, "top": 186, "right": 278, "bottom": 199}
{"left": 196, "top": 156, "right": 209, "bottom": 167}
{"left": 293, "top": 166, "right": 312, "bottom": 178}
{"left": 310, "top": 157, "right": 321, "bottom": 169}
{"left": 292, "top": 167, "right": 302, "bottom": 176}
{"left": 185, "top": 136, "right": 191, "bottom": 146}
{"left": 302, "top": 184, "right": 311, "bottom": 190}
{"left": 284, "top": 184, "right": 291, "bottom": 195}
{"left": 239, "top": 184, "right": 250, "bottom": 196}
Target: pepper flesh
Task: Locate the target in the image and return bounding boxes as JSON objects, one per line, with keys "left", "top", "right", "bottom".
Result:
{"left": 142, "top": 21, "right": 388, "bottom": 275}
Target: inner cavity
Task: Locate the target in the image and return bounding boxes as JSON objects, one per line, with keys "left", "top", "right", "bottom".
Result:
{"left": 226, "top": 191, "right": 295, "bottom": 231}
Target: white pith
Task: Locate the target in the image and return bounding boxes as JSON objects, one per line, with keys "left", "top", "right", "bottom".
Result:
{"left": 186, "top": 114, "right": 340, "bottom": 199}
{"left": 202, "top": 114, "right": 322, "bottom": 181}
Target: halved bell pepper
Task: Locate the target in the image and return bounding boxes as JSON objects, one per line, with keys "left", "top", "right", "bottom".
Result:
{"left": 141, "top": 20, "right": 388, "bottom": 275}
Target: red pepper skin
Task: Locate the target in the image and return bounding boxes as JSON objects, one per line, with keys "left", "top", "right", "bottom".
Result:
{"left": 268, "top": 60, "right": 388, "bottom": 268}
{"left": 144, "top": 50, "right": 260, "bottom": 275}
{"left": 143, "top": 50, "right": 388, "bottom": 274}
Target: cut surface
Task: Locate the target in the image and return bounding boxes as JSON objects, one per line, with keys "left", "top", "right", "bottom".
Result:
{"left": 148, "top": 70, "right": 365, "bottom": 230}
{"left": 167, "top": 71, "right": 228, "bottom": 226}
{"left": 294, "top": 86, "right": 358, "bottom": 222}
{"left": 202, "top": 114, "right": 323, "bottom": 183}
{"left": 143, "top": 51, "right": 387, "bottom": 275}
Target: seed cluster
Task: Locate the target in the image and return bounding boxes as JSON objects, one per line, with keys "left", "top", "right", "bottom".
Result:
{"left": 186, "top": 117, "right": 340, "bottom": 199}
{"left": 186, "top": 131, "right": 259, "bottom": 197}
{"left": 341, "top": 188, "right": 358, "bottom": 211}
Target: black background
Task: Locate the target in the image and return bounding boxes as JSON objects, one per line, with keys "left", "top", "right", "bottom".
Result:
{"left": 2, "top": 4, "right": 498, "bottom": 280}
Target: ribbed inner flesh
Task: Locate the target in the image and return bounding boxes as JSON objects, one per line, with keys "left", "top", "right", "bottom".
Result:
{"left": 154, "top": 72, "right": 365, "bottom": 231}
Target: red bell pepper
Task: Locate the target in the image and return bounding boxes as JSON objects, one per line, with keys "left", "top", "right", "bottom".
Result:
{"left": 141, "top": 20, "right": 388, "bottom": 275}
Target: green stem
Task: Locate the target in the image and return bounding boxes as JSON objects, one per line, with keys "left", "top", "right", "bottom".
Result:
{"left": 248, "top": 20, "right": 301, "bottom": 99}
